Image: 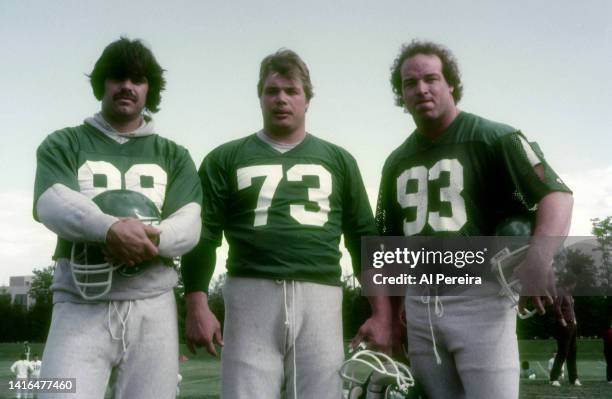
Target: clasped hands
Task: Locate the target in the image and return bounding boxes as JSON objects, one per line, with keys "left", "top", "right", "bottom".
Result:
{"left": 103, "top": 218, "right": 160, "bottom": 266}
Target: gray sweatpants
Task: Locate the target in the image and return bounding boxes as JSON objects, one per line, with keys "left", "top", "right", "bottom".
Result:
{"left": 221, "top": 277, "right": 344, "bottom": 399}
{"left": 405, "top": 295, "right": 519, "bottom": 399}
{"left": 39, "top": 291, "right": 178, "bottom": 399}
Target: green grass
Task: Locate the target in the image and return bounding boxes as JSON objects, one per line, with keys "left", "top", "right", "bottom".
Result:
{"left": 176, "top": 348, "right": 220, "bottom": 399}
{"left": 519, "top": 338, "right": 604, "bottom": 361}
{"left": 0, "top": 341, "right": 610, "bottom": 398}
{"left": 0, "top": 343, "right": 217, "bottom": 399}
{"left": 517, "top": 339, "right": 611, "bottom": 399}
{"left": 520, "top": 379, "right": 611, "bottom": 399}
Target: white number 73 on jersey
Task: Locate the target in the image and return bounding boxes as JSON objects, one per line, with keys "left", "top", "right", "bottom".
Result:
{"left": 237, "top": 164, "right": 332, "bottom": 227}
{"left": 397, "top": 159, "right": 467, "bottom": 235}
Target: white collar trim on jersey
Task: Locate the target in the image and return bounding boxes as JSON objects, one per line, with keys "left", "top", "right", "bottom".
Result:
{"left": 256, "top": 130, "right": 303, "bottom": 153}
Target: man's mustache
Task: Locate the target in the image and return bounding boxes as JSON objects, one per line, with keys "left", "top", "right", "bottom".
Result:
{"left": 113, "top": 90, "right": 137, "bottom": 102}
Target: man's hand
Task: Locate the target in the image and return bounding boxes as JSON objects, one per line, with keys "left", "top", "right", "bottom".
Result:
{"left": 104, "top": 218, "right": 160, "bottom": 266}
{"left": 517, "top": 295, "right": 552, "bottom": 317}
{"left": 514, "top": 249, "right": 556, "bottom": 315}
{"left": 185, "top": 291, "right": 223, "bottom": 356}
{"left": 515, "top": 190, "right": 573, "bottom": 316}
{"left": 351, "top": 313, "right": 391, "bottom": 354}
{"left": 145, "top": 224, "right": 161, "bottom": 246}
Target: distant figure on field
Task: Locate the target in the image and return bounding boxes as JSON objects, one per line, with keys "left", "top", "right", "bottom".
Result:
{"left": 603, "top": 321, "right": 612, "bottom": 383}
{"left": 550, "top": 274, "right": 580, "bottom": 387}
{"left": 547, "top": 351, "right": 564, "bottom": 380}
{"left": 30, "top": 354, "right": 42, "bottom": 379}
{"left": 10, "top": 354, "right": 30, "bottom": 399}
{"left": 520, "top": 361, "right": 536, "bottom": 379}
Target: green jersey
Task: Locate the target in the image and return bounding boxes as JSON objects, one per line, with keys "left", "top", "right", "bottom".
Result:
{"left": 182, "top": 133, "right": 376, "bottom": 292}
{"left": 34, "top": 123, "right": 202, "bottom": 300}
{"left": 376, "top": 112, "right": 571, "bottom": 236}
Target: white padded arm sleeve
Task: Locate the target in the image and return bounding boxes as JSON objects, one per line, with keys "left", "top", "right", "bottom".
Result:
{"left": 157, "top": 202, "right": 201, "bottom": 258}
{"left": 36, "top": 184, "right": 118, "bottom": 243}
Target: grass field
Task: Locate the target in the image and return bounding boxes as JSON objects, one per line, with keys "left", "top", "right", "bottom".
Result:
{"left": 0, "top": 341, "right": 610, "bottom": 398}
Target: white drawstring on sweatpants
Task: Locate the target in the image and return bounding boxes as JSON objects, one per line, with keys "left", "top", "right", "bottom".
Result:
{"left": 281, "top": 280, "right": 298, "bottom": 399}
{"left": 107, "top": 301, "right": 132, "bottom": 354}
{"left": 420, "top": 289, "right": 444, "bottom": 365}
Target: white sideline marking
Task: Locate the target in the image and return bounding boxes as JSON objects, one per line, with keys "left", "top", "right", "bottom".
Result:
{"left": 182, "top": 377, "right": 217, "bottom": 385}
{"left": 536, "top": 361, "right": 548, "bottom": 376}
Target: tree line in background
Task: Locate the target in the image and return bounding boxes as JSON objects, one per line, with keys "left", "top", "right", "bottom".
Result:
{"left": 2, "top": 217, "right": 611, "bottom": 343}
{"left": 0, "top": 266, "right": 53, "bottom": 342}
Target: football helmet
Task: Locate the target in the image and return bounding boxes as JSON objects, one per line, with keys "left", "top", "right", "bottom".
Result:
{"left": 491, "top": 215, "right": 536, "bottom": 319}
{"left": 70, "top": 190, "right": 162, "bottom": 300}
{"left": 340, "top": 344, "right": 424, "bottom": 399}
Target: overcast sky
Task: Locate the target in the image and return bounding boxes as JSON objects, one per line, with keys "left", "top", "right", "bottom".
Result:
{"left": 1, "top": 0, "right": 610, "bottom": 285}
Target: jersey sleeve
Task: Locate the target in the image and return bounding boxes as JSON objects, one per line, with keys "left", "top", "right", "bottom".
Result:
{"left": 496, "top": 132, "right": 572, "bottom": 208}
{"left": 340, "top": 151, "right": 378, "bottom": 277}
{"left": 181, "top": 150, "right": 230, "bottom": 293}
{"left": 33, "top": 131, "right": 79, "bottom": 220}
{"left": 161, "top": 146, "right": 202, "bottom": 218}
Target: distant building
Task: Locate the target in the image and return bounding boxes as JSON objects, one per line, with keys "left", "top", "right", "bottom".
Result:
{"left": 3, "top": 276, "right": 36, "bottom": 308}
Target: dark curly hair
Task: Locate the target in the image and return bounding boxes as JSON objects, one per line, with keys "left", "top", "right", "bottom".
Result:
{"left": 89, "top": 37, "right": 166, "bottom": 113}
{"left": 390, "top": 40, "right": 463, "bottom": 108}
{"left": 257, "top": 49, "right": 313, "bottom": 101}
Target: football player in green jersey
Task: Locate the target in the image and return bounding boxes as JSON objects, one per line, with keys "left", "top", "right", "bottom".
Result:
{"left": 181, "top": 49, "right": 391, "bottom": 398}
{"left": 377, "top": 40, "right": 573, "bottom": 399}
{"left": 33, "top": 38, "right": 202, "bottom": 399}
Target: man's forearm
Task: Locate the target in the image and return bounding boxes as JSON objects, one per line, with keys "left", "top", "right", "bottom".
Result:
{"left": 554, "top": 300, "right": 564, "bottom": 323}
{"left": 530, "top": 191, "right": 573, "bottom": 259}
{"left": 534, "top": 192, "right": 573, "bottom": 237}
{"left": 186, "top": 291, "right": 210, "bottom": 308}
{"left": 157, "top": 202, "right": 202, "bottom": 257}
{"left": 36, "top": 183, "right": 118, "bottom": 243}
{"left": 367, "top": 295, "right": 392, "bottom": 318}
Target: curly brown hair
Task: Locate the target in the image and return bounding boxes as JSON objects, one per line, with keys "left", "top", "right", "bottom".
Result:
{"left": 390, "top": 40, "right": 463, "bottom": 108}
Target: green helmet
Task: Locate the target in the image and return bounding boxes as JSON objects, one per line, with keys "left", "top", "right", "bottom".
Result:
{"left": 71, "top": 190, "right": 162, "bottom": 300}
{"left": 494, "top": 214, "right": 533, "bottom": 237}
{"left": 92, "top": 189, "right": 161, "bottom": 224}
{"left": 340, "top": 344, "right": 425, "bottom": 399}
